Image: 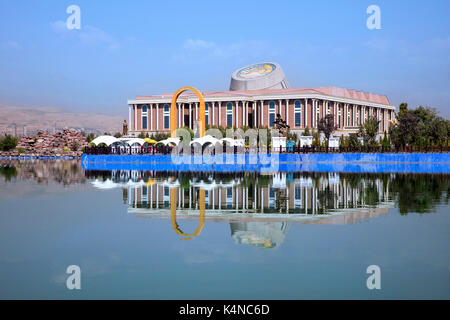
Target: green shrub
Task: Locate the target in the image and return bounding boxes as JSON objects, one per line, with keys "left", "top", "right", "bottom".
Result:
{"left": 0, "top": 134, "right": 18, "bottom": 151}
{"left": 71, "top": 141, "right": 80, "bottom": 152}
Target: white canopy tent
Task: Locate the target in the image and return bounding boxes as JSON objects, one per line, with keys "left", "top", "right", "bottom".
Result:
{"left": 118, "top": 138, "right": 146, "bottom": 146}
{"left": 190, "top": 135, "right": 221, "bottom": 146}
{"left": 157, "top": 137, "right": 181, "bottom": 146}
{"left": 90, "top": 136, "right": 119, "bottom": 146}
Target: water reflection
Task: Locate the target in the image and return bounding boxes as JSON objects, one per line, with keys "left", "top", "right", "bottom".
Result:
{"left": 84, "top": 169, "right": 449, "bottom": 248}
{"left": 1, "top": 160, "right": 448, "bottom": 249}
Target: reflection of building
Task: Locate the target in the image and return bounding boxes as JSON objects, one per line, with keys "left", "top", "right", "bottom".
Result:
{"left": 87, "top": 170, "right": 395, "bottom": 248}
{"left": 89, "top": 171, "right": 394, "bottom": 222}
{"left": 230, "top": 222, "right": 289, "bottom": 249}
{"left": 127, "top": 62, "right": 396, "bottom": 137}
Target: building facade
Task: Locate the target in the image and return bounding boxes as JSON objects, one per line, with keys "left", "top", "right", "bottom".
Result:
{"left": 127, "top": 63, "right": 396, "bottom": 137}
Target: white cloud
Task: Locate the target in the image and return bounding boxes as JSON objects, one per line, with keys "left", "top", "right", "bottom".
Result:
{"left": 0, "top": 40, "right": 21, "bottom": 50}
{"left": 364, "top": 38, "right": 391, "bottom": 52}
{"left": 173, "top": 38, "right": 269, "bottom": 62}
{"left": 50, "top": 21, "right": 120, "bottom": 51}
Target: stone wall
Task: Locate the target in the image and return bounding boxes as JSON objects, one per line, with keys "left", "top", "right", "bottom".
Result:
{"left": 0, "top": 129, "right": 89, "bottom": 157}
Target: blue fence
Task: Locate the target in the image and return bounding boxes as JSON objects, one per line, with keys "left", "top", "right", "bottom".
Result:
{"left": 81, "top": 153, "right": 450, "bottom": 174}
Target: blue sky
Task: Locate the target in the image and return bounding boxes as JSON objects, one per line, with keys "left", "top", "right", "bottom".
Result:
{"left": 0, "top": 0, "right": 449, "bottom": 118}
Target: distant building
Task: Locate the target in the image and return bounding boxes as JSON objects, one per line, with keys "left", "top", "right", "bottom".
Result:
{"left": 127, "top": 63, "right": 396, "bottom": 137}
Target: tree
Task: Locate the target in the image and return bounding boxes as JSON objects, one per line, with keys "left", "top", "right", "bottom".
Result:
{"left": 302, "top": 127, "right": 311, "bottom": 136}
{"left": 382, "top": 131, "right": 390, "bottom": 147}
{"left": 411, "top": 106, "right": 437, "bottom": 147}
{"left": 390, "top": 108, "right": 419, "bottom": 148}
{"left": 318, "top": 114, "right": 337, "bottom": 147}
{"left": 359, "top": 116, "right": 380, "bottom": 147}
{"left": 86, "top": 133, "right": 95, "bottom": 143}
{"left": 114, "top": 132, "right": 122, "bottom": 138}
{"left": 428, "top": 117, "right": 448, "bottom": 146}
{"left": 348, "top": 133, "right": 361, "bottom": 149}
{"left": 0, "top": 135, "right": 18, "bottom": 151}
{"left": 312, "top": 131, "right": 320, "bottom": 147}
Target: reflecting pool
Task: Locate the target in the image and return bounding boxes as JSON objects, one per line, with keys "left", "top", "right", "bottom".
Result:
{"left": 0, "top": 160, "right": 449, "bottom": 299}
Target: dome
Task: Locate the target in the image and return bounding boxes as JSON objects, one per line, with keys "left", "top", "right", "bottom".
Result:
{"left": 230, "top": 62, "right": 290, "bottom": 91}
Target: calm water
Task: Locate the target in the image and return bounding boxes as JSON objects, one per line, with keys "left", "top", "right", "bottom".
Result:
{"left": 0, "top": 160, "right": 449, "bottom": 299}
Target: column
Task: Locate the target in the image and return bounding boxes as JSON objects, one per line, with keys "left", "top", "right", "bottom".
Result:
{"left": 253, "top": 102, "right": 256, "bottom": 128}
{"left": 243, "top": 101, "right": 246, "bottom": 126}
{"left": 353, "top": 105, "right": 356, "bottom": 127}
{"left": 189, "top": 103, "right": 192, "bottom": 129}
{"left": 245, "top": 102, "right": 249, "bottom": 126}
{"left": 218, "top": 101, "right": 222, "bottom": 126}
{"left": 128, "top": 105, "right": 132, "bottom": 135}
{"left": 278, "top": 99, "right": 282, "bottom": 117}
{"left": 212, "top": 101, "right": 215, "bottom": 126}
{"left": 156, "top": 104, "right": 159, "bottom": 130}
{"left": 156, "top": 186, "right": 159, "bottom": 209}
{"left": 343, "top": 104, "right": 347, "bottom": 128}
{"left": 334, "top": 102, "right": 337, "bottom": 127}
{"left": 311, "top": 100, "right": 315, "bottom": 128}
{"left": 260, "top": 101, "right": 264, "bottom": 126}
{"left": 177, "top": 103, "right": 180, "bottom": 127}
{"left": 195, "top": 102, "right": 198, "bottom": 124}
{"left": 182, "top": 104, "right": 185, "bottom": 127}
{"left": 150, "top": 104, "right": 153, "bottom": 131}
{"left": 285, "top": 99, "right": 289, "bottom": 126}
{"left": 134, "top": 104, "right": 137, "bottom": 132}
{"left": 304, "top": 99, "right": 307, "bottom": 128}
{"left": 235, "top": 101, "right": 239, "bottom": 127}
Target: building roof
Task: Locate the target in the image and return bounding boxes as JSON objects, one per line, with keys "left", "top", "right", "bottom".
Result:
{"left": 135, "top": 87, "right": 390, "bottom": 105}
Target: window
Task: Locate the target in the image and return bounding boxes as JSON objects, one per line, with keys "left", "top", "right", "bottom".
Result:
{"left": 163, "top": 186, "right": 169, "bottom": 207}
{"left": 294, "top": 101, "right": 301, "bottom": 127}
{"left": 164, "top": 104, "right": 170, "bottom": 129}
{"left": 142, "top": 105, "right": 148, "bottom": 130}
{"left": 269, "top": 101, "right": 276, "bottom": 127}
{"left": 226, "top": 103, "right": 233, "bottom": 127}
{"left": 227, "top": 187, "right": 233, "bottom": 209}
{"left": 269, "top": 187, "right": 275, "bottom": 208}
{"left": 295, "top": 185, "right": 302, "bottom": 208}
{"left": 205, "top": 103, "right": 209, "bottom": 125}
{"left": 142, "top": 186, "right": 148, "bottom": 206}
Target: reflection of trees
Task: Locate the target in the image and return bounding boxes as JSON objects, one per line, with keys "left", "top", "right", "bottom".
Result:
{"left": 363, "top": 181, "right": 380, "bottom": 207}
{"left": 0, "top": 160, "right": 86, "bottom": 185}
{"left": 0, "top": 165, "right": 17, "bottom": 182}
{"left": 317, "top": 185, "right": 336, "bottom": 213}
{"left": 390, "top": 174, "right": 450, "bottom": 215}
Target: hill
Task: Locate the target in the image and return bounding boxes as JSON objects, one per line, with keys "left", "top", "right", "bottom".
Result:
{"left": 0, "top": 105, "right": 124, "bottom": 136}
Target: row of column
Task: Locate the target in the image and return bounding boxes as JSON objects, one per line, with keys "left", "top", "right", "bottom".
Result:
{"left": 127, "top": 178, "right": 390, "bottom": 213}
{"left": 129, "top": 101, "right": 394, "bottom": 133}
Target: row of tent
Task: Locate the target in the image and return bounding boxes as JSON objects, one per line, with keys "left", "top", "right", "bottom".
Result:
{"left": 90, "top": 135, "right": 245, "bottom": 148}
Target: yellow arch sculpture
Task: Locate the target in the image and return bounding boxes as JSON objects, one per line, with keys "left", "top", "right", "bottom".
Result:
{"left": 170, "top": 187, "right": 205, "bottom": 240}
{"left": 170, "top": 86, "right": 205, "bottom": 138}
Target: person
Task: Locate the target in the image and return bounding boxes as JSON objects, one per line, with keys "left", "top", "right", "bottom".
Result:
{"left": 123, "top": 120, "right": 128, "bottom": 136}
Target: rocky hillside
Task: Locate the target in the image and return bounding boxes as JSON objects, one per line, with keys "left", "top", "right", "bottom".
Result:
{"left": 0, "top": 105, "right": 124, "bottom": 136}
{"left": 0, "top": 129, "right": 89, "bottom": 157}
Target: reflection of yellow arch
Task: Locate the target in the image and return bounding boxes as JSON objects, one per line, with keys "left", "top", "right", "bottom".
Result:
{"left": 170, "top": 187, "right": 205, "bottom": 240}
{"left": 170, "top": 86, "right": 205, "bottom": 138}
